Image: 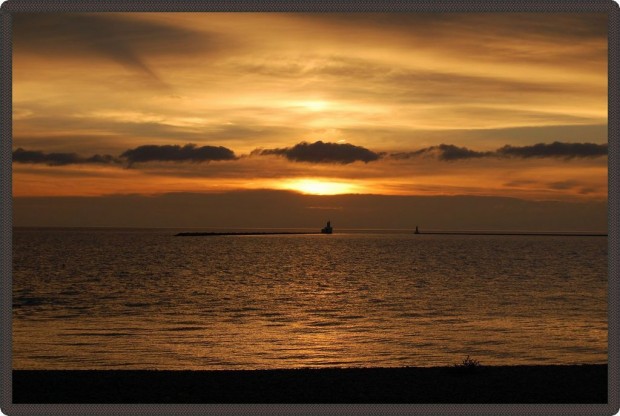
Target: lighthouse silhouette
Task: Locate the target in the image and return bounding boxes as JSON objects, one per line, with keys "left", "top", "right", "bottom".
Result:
{"left": 321, "top": 220, "right": 333, "bottom": 234}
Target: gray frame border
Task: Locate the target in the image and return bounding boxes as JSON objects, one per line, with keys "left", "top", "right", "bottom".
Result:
{"left": 0, "top": 0, "right": 618, "bottom": 415}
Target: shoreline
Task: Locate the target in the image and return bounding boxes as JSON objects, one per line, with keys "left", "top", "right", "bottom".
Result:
{"left": 13, "top": 364, "right": 607, "bottom": 403}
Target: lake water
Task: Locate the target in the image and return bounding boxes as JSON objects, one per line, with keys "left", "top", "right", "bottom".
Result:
{"left": 12, "top": 228, "right": 608, "bottom": 370}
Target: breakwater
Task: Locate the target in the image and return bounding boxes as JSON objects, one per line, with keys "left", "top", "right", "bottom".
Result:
{"left": 175, "top": 232, "right": 319, "bottom": 237}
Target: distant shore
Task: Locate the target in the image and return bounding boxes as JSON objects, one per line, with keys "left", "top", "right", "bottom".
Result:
{"left": 13, "top": 365, "right": 607, "bottom": 403}
{"left": 417, "top": 231, "right": 608, "bottom": 237}
{"left": 173, "top": 230, "right": 607, "bottom": 237}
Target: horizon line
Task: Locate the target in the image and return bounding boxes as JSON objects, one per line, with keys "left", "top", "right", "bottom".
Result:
{"left": 12, "top": 225, "right": 608, "bottom": 235}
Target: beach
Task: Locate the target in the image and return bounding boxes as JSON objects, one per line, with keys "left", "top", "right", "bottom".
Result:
{"left": 13, "top": 364, "right": 607, "bottom": 403}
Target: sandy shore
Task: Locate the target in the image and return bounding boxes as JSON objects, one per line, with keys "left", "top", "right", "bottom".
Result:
{"left": 13, "top": 365, "right": 606, "bottom": 403}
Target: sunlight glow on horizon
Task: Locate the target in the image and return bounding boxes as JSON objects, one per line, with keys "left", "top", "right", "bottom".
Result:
{"left": 279, "top": 178, "right": 360, "bottom": 195}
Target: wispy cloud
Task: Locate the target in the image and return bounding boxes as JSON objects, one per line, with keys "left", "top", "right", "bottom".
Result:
{"left": 13, "top": 13, "right": 225, "bottom": 83}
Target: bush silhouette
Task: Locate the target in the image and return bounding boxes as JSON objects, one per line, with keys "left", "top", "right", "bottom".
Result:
{"left": 453, "top": 356, "right": 482, "bottom": 373}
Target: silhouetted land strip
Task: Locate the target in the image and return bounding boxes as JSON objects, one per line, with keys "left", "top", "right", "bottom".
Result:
{"left": 13, "top": 365, "right": 606, "bottom": 403}
{"left": 418, "top": 232, "right": 607, "bottom": 237}
{"left": 175, "top": 232, "right": 320, "bottom": 236}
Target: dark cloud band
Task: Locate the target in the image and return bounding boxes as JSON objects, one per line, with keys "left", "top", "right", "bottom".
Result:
{"left": 13, "top": 148, "right": 119, "bottom": 166}
{"left": 391, "top": 144, "right": 491, "bottom": 161}
{"left": 496, "top": 142, "right": 608, "bottom": 159}
{"left": 390, "top": 141, "right": 607, "bottom": 161}
{"left": 13, "top": 140, "right": 606, "bottom": 168}
{"left": 120, "top": 144, "right": 237, "bottom": 165}
{"left": 253, "top": 141, "right": 381, "bottom": 164}
{"left": 13, "top": 144, "right": 236, "bottom": 167}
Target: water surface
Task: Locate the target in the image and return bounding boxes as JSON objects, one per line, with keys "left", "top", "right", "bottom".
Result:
{"left": 13, "top": 228, "right": 607, "bottom": 369}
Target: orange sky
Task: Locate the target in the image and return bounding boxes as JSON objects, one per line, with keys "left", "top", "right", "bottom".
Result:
{"left": 12, "top": 13, "right": 608, "bottom": 201}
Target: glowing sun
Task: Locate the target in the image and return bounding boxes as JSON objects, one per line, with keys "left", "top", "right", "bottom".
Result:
{"left": 281, "top": 179, "right": 357, "bottom": 195}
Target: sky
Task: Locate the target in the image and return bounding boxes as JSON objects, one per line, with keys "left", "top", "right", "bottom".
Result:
{"left": 12, "top": 13, "right": 609, "bottom": 230}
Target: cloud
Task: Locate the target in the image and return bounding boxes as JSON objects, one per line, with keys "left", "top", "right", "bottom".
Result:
{"left": 294, "top": 13, "right": 607, "bottom": 66}
{"left": 13, "top": 144, "right": 238, "bottom": 167}
{"left": 12, "top": 148, "right": 119, "bottom": 166}
{"left": 496, "top": 142, "right": 608, "bottom": 159}
{"left": 12, "top": 14, "right": 225, "bottom": 82}
{"left": 232, "top": 56, "right": 600, "bottom": 109}
{"left": 120, "top": 144, "right": 237, "bottom": 165}
{"left": 390, "top": 142, "right": 607, "bottom": 161}
{"left": 391, "top": 144, "right": 491, "bottom": 161}
{"left": 548, "top": 180, "right": 580, "bottom": 190}
{"left": 14, "top": 140, "right": 607, "bottom": 171}
{"left": 253, "top": 141, "right": 381, "bottom": 164}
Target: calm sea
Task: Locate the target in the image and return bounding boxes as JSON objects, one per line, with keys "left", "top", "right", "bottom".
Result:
{"left": 12, "top": 228, "right": 607, "bottom": 370}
